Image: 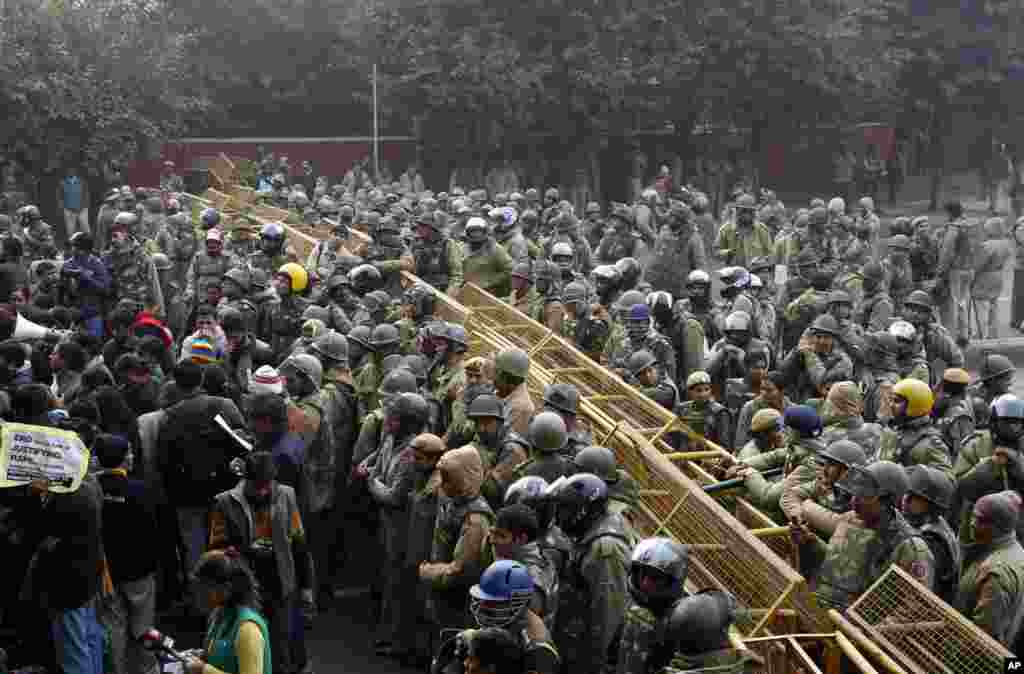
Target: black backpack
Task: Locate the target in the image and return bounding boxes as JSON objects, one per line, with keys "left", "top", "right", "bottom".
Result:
{"left": 159, "top": 395, "right": 244, "bottom": 506}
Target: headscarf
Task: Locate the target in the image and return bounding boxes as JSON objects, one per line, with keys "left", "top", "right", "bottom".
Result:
{"left": 826, "top": 381, "right": 863, "bottom": 420}
{"left": 974, "top": 490, "right": 1022, "bottom": 537}
{"left": 437, "top": 445, "right": 484, "bottom": 499}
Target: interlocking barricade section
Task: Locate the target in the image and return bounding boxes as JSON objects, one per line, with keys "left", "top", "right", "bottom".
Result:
{"left": 847, "top": 566, "right": 1012, "bottom": 674}
{"left": 738, "top": 633, "right": 882, "bottom": 674}
{"left": 458, "top": 283, "right": 830, "bottom": 636}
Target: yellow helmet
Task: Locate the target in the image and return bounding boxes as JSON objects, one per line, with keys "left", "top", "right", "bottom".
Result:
{"left": 276, "top": 262, "right": 309, "bottom": 293}
{"left": 892, "top": 378, "right": 934, "bottom": 418}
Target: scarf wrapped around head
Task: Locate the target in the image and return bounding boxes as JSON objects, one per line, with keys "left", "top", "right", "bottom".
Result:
{"left": 827, "top": 380, "right": 863, "bottom": 420}
{"left": 974, "top": 490, "right": 1022, "bottom": 537}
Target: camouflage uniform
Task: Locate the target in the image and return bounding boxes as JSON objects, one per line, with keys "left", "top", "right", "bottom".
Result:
{"left": 106, "top": 241, "right": 165, "bottom": 317}
{"left": 956, "top": 533, "right": 1024, "bottom": 647}
{"left": 247, "top": 250, "right": 290, "bottom": 278}
{"left": 673, "top": 400, "right": 732, "bottom": 453}
{"left": 786, "top": 228, "right": 839, "bottom": 272}
{"left": 779, "top": 346, "right": 854, "bottom": 405}
{"left": 878, "top": 418, "right": 954, "bottom": 481}
{"left": 856, "top": 287, "right": 894, "bottom": 333}
{"left": 595, "top": 230, "right": 646, "bottom": 266}
{"left": 425, "top": 489, "right": 494, "bottom": 631}
{"left": 820, "top": 417, "right": 884, "bottom": 464}
{"left": 714, "top": 220, "right": 774, "bottom": 268}
{"left": 814, "top": 510, "right": 935, "bottom": 611}
{"left": 268, "top": 294, "right": 310, "bottom": 361}
{"left": 553, "top": 512, "right": 631, "bottom": 674}
{"left": 917, "top": 322, "right": 965, "bottom": 374}
{"left": 563, "top": 304, "right": 612, "bottom": 361}
{"left": 645, "top": 225, "right": 707, "bottom": 298}
{"left": 185, "top": 250, "right": 235, "bottom": 307}
{"left": 744, "top": 437, "right": 825, "bottom": 517}
{"left": 933, "top": 394, "right": 975, "bottom": 462}
{"left": 917, "top": 513, "right": 961, "bottom": 605}
{"left": 463, "top": 240, "right": 515, "bottom": 298}
{"left": 413, "top": 235, "right": 464, "bottom": 294}
{"left": 883, "top": 257, "right": 915, "bottom": 310}
{"left": 605, "top": 328, "right": 676, "bottom": 385}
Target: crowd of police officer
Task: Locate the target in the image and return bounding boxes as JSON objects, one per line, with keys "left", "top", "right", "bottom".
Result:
{"left": 0, "top": 164, "right": 1023, "bottom": 674}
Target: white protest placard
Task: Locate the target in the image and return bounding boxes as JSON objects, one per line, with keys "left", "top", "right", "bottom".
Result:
{"left": 0, "top": 422, "right": 90, "bottom": 492}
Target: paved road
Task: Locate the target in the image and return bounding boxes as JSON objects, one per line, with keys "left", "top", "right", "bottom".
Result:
{"left": 158, "top": 594, "right": 423, "bottom": 674}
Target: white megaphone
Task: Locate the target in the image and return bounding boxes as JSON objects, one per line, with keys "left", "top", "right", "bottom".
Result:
{"left": 13, "top": 312, "right": 52, "bottom": 341}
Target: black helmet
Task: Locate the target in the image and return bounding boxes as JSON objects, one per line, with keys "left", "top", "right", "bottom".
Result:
{"left": 543, "top": 383, "right": 579, "bottom": 416}
{"left": 370, "top": 323, "right": 400, "bottom": 352}
{"left": 572, "top": 446, "right": 618, "bottom": 483}
{"left": 628, "top": 537, "right": 689, "bottom": 612}
{"left": 467, "top": 394, "right": 505, "bottom": 420}
{"left": 818, "top": 440, "right": 867, "bottom": 469}
{"left": 905, "top": 464, "right": 954, "bottom": 511}
{"left": 349, "top": 264, "right": 383, "bottom": 294}
{"left": 504, "top": 476, "right": 553, "bottom": 531}
{"left": 391, "top": 392, "right": 430, "bottom": 430}
{"left": 552, "top": 472, "right": 608, "bottom": 539}
{"left": 666, "top": 590, "right": 738, "bottom": 656}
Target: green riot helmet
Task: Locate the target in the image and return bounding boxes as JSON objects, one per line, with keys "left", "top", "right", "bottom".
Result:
{"left": 528, "top": 411, "right": 567, "bottom": 454}
{"left": 666, "top": 590, "right": 738, "bottom": 657}
{"left": 369, "top": 323, "right": 401, "bottom": 355}
{"left": 905, "top": 464, "right": 954, "bottom": 511}
{"left": 311, "top": 330, "right": 349, "bottom": 367}
{"left": 467, "top": 394, "right": 505, "bottom": 420}
{"left": 819, "top": 439, "right": 867, "bottom": 469}
{"left": 626, "top": 350, "right": 658, "bottom": 379}
{"left": 572, "top": 445, "right": 618, "bottom": 483}
{"left": 840, "top": 461, "right": 909, "bottom": 505}
{"left": 494, "top": 348, "right": 530, "bottom": 381}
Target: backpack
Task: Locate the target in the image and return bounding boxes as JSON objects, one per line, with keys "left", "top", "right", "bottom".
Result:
{"left": 954, "top": 218, "right": 985, "bottom": 268}
{"left": 159, "top": 395, "right": 245, "bottom": 506}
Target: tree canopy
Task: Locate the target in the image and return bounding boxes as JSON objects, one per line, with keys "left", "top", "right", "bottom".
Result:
{"left": 1, "top": 0, "right": 1023, "bottom": 194}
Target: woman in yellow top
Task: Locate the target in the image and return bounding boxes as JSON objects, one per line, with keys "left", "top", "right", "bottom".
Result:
{"left": 184, "top": 551, "right": 273, "bottom": 674}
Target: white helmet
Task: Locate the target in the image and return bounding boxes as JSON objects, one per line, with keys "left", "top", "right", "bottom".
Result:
{"left": 828, "top": 197, "right": 845, "bottom": 214}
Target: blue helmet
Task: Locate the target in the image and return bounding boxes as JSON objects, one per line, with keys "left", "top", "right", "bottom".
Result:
{"left": 200, "top": 207, "right": 221, "bottom": 228}
{"left": 784, "top": 405, "right": 822, "bottom": 438}
{"left": 504, "top": 476, "right": 552, "bottom": 529}
{"left": 469, "top": 560, "right": 534, "bottom": 628}
{"left": 990, "top": 394, "right": 1024, "bottom": 446}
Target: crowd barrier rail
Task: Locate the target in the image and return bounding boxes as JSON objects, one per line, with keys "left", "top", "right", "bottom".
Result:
{"left": 188, "top": 157, "right": 1010, "bottom": 672}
